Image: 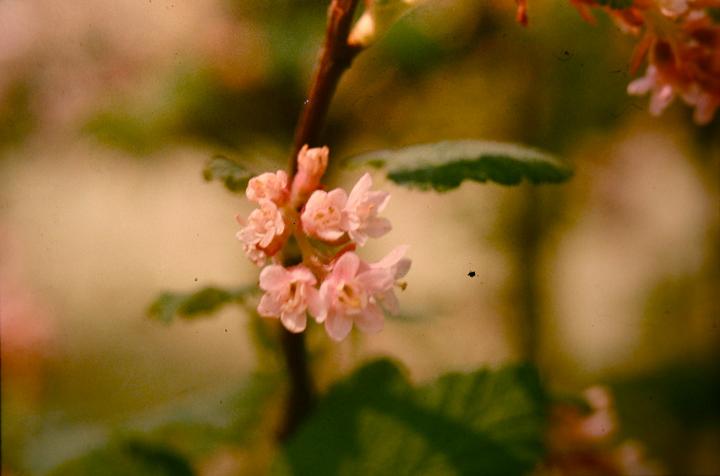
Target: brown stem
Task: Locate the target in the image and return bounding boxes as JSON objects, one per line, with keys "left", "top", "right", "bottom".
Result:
{"left": 288, "top": 0, "right": 362, "bottom": 174}
{"left": 278, "top": 0, "right": 362, "bottom": 442}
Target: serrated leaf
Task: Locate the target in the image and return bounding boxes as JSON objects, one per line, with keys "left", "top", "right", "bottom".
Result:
{"left": 147, "top": 286, "right": 257, "bottom": 323}
{"left": 349, "top": 140, "right": 572, "bottom": 191}
{"left": 276, "top": 359, "right": 547, "bottom": 476}
{"left": 203, "top": 155, "right": 253, "bottom": 193}
{"left": 49, "top": 440, "right": 195, "bottom": 476}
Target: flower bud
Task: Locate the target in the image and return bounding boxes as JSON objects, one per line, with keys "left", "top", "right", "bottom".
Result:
{"left": 291, "top": 145, "right": 329, "bottom": 206}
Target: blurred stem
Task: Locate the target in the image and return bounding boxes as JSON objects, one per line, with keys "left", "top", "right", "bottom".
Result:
{"left": 516, "top": 187, "right": 542, "bottom": 364}
{"left": 277, "top": 0, "right": 362, "bottom": 441}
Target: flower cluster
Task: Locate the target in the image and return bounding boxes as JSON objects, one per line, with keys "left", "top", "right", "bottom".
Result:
{"left": 236, "top": 146, "right": 410, "bottom": 341}
{"left": 517, "top": 0, "right": 720, "bottom": 124}
{"left": 536, "top": 386, "right": 663, "bottom": 476}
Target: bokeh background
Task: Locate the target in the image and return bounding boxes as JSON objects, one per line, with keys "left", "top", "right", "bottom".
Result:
{"left": 1, "top": 0, "right": 718, "bottom": 474}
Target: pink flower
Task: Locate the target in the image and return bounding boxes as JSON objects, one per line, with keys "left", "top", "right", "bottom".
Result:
{"left": 257, "top": 265, "right": 322, "bottom": 333}
{"left": 236, "top": 200, "right": 287, "bottom": 266}
{"left": 364, "top": 245, "right": 411, "bottom": 315}
{"left": 246, "top": 170, "right": 289, "bottom": 205}
{"left": 627, "top": 65, "right": 676, "bottom": 116}
{"left": 344, "top": 173, "right": 391, "bottom": 246}
{"left": 301, "top": 188, "right": 349, "bottom": 242}
{"left": 578, "top": 386, "right": 616, "bottom": 441}
{"left": 316, "top": 252, "right": 394, "bottom": 341}
{"left": 291, "top": 145, "right": 329, "bottom": 205}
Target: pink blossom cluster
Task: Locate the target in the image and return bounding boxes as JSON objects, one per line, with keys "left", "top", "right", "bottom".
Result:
{"left": 538, "top": 386, "right": 664, "bottom": 476}
{"left": 236, "top": 145, "right": 410, "bottom": 341}
{"left": 516, "top": 0, "right": 720, "bottom": 124}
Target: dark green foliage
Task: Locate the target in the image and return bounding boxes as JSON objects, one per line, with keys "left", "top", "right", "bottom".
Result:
{"left": 610, "top": 362, "right": 720, "bottom": 473}
{"left": 593, "top": 0, "right": 633, "bottom": 9}
{"left": 350, "top": 140, "right": 572, "bottom": 191}
{"left": 147, "top": 286, "right": 257, "bottom": 323}
{"left": 379, "top": 21, "right": 447, "bottom": 76}
{"left": 276, "top": 359, "right": 547, "bottom": 476}
{"left": 49, "top": 439, "right": 195, "bottom": 476}
{"left": 202, "top": 155, "right": 254, "bottom": 193}
{"left": 707, "top": 8, "right": 720, "bottom": 22}
{"left": 130, "top": 372, "right": 279, "bottom": 459}
{"left": 46, "top": 374, "right": 278, "bottom": 474}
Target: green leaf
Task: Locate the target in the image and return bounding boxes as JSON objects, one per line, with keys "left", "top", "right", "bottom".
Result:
{"left": 49, "top": 439, "right": 195, "bottom": 476}
{"left": 147, "top": 286, "right": 257, "bottom": 323}
{"left": 349, "top": 140, "right": 572, "bottom": 191}
{"left": 203, "top": 155, "right": 254, "bottom": 193}
{"left": 276, "top": 359, "right": 547, "bottom": 476}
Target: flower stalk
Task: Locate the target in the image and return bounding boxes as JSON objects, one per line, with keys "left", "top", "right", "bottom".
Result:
{"left": 277, "top": 0, "right": 362, "bottom": 441}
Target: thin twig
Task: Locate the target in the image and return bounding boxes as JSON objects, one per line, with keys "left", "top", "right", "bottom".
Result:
{"left": 277, "top": 0, "right": 362, "bottom": 442}
{"left": 288, "top": 0, "right": 363, "bottom": 175}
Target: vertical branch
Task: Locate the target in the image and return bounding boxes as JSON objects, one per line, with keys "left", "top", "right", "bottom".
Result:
{"left": 278, "top": 0, "right": 362, "bottom": 441}
{"left": 515, "top": 186, "right": 542, "bottom": 364}
{"left": 289, "top": 0, "right": 362, "bottom": 174}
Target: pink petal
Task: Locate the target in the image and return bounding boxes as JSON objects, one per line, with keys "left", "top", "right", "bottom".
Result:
{"left": 317, "top": 228, "right": 346, "bottom": 242}
{"left": 364, "top": 217, "right": 392, "bottom": 238}
{"left": 366, "top": 190, "right": 391, "bottom": 212}
{"left": 304, "top": 190, "right": 327, "bottom": 212}
{"left": 332, "top": 252, "right": 360, "bottom": 282}
{"left": 281, "top": 311, "right": 307, "bottom": 333}
{"left": 355, "top": 302, "right": 384, "bottom": 334}
{"left": 356, "top": 268, "right": 393, "bottom": 294}
{"left": 378, "top": 290, "right": 400, "bottom": 315}
{"left": 394, "top": 258, "right": 411, "bottom": 279}
{"left": 257, "top": 293, "right": 281, "bottom": 317}
{"left": 259, "top": 265, "right": 290, "bottom": 291}
{"left": 649, "top": 84, "right": 674, "bottom": 116}
{"left": 305, "top": 286, "right": 325, "bottom": 322}
{"left": 348, "top": 229, "right": 368, "bottom": 247}
{"left": 325, "top": 311, "right": 353, "bottom": 341}
{"left": 327, "top": 188, "right": 349, "bottom": 208}
{"left": 346, "top": 173, "right": 372, "bottom": 209}
{"left": 289, "top": 265, "right": 316, "bottom": 285}
{"left": 373, "top": 245, "right": 409, "bottom": 270}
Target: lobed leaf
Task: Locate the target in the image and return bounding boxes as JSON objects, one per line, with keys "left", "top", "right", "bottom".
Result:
{"left": 203, "top": 155, "right": 254, "bottom": 193}
{"left": 147, "top": 286, "right": 257, "bottom": 323}
{"left": 276, "top": 359, "right": 547, "bottom": 476}
{"left": 349, "top": 140, "right": 572, "bottom": 191}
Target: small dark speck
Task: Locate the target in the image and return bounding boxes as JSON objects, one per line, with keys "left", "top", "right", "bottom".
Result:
{"left": 194, "top": 277, "right": 198, "bottom": 282}
{"left": 225, "top": 328, "right": 228, "bottom": 332}
{"left": 554, "top": 49, "right": 573, "bottom": 61}
{"left": 467, "top": 271, "right": 476, "bottom": 278}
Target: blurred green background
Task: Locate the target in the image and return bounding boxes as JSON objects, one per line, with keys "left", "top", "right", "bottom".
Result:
{"left": 1, "top": 0, "right": 718, "bottom": 474}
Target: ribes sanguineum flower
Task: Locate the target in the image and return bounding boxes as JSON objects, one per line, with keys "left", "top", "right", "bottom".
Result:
{"left": 236, "top": 200, "right": 287, "bottom": 266}
{"left": 363, "top": 244, "right": 411, "bottom": 315}
{"left": 258, "top": 264, "right": 322, "bottom": 333}
{"left": 345, "top": 173, "right": 391, "bottom": 246}
{"left": 627, "top": 65, "right": 676, "bottom": 116}
{"left": 246, "top": 170, "right": 289, "bottom": 205}
{"left": 301, "top": 189, "right": 349, "bottom": 242}
{"left": 291, "top": 145, "right": 329, "bottom": 206}
{"left": 301, "top": 173, "right": 391, "bottom": 246}
{"left": 316, "top": 252, "right": 396, "bottom": 341}
{"left": 237, "top": 145, "right": 410, "bottom": 340}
